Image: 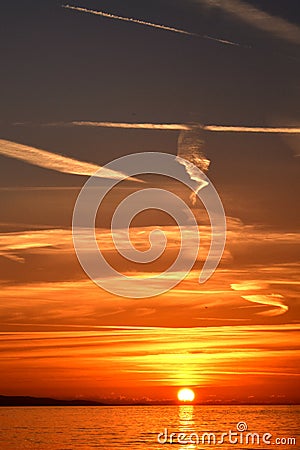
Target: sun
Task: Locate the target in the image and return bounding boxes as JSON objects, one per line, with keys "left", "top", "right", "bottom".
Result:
{"left": 177, "top": 388, "right": 195, "bottom": 402}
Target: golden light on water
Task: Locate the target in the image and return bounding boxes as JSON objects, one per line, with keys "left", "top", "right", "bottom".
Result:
{"left": 177, "top": 388, "right": 195, "bottom": 402}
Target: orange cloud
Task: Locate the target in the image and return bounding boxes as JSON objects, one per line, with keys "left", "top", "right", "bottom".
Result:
{"left": 231, "top": 281, "right": 269, "bottom": 291}
{"left": 0, "top": 325, "right": 299, "bottom": 400}
{"left": 242, "top": 294, "right": 288, "bottom": 316}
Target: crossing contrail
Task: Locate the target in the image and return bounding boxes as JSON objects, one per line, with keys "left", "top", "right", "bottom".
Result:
{"left": 62, "top": 4, "right": 242, "bottom": 47}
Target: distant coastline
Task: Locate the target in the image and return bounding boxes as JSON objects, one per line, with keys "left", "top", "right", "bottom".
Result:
{"left": 0, "top": 395, "right": 106, "bottom": 407}
{"left": 0, "top": 395, "right": 299, "bottom": 407}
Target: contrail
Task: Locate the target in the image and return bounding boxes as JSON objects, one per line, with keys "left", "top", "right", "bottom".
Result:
{"left": 45, "top": 121, "right": 191, "bottom": 131}
{"left": 0, "top": 139, "right": 140, "bottom": 181}
{"left": 198, "top": 0, "right": 300, "bottom": 46}
{"left": 203, "top": 125, "right": 300, "bottom": 134}
{"left": 62, "top": 4, "right": 241, "bottom": 47}
{"left": 62, "top": 4, "right": 197, "bottom": 37}
{"left": 38, "top": 121, "right": 300, "bottom": 135}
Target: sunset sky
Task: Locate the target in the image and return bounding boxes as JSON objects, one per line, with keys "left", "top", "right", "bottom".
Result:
{"left": 0, "top": 0, "right": 299, "bottom": 404}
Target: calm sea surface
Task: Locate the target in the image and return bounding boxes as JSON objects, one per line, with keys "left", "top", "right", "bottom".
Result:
{"left": 0, "top": 405, "right": 299, "bottom": 449}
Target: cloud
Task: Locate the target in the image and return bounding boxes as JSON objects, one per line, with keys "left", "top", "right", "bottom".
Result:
{"left": 198, "top": 0, "right": 300, "bottom": 45}
{"left": 0, "top": 252, "right": 25, "bottom": 263}
{"left": 0, "top": 228, "right": 72, "bottom": 263}
{"left": 62, "top": 4, "right": 241, "bottom": 46}
{"left": 231, "top": 281, "right": 269, "bottom": 291}
{"left": 176, "top": 128, "right": 210, "bottom": 205}
{"left": 135, "top": 308, "right": 156, "bottom": 317}
{"left": 0, "top": 218, "right": 298, "bottom": 323}
{"left": 0, "top": 325, "right": 299, "bottom": 400}
{"left": 0, "top": 139, "right": 140, "bottom": 181}
{"left": 242, "top": 294, "right": 288, "bottom": 316}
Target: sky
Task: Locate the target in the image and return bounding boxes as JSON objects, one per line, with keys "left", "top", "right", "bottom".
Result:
{"left": 0, "top": 0, "right": 299, "bottom": 404}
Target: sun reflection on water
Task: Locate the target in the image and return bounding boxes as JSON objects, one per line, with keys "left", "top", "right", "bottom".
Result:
{"left": 178, "top": 405, "right": 197, "bottom": 449}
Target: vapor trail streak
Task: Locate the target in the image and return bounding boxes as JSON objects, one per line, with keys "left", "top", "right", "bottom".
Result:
{"left": 62, "top": 4, "right": 241, "bottom": 46}
{"left": 0, "top": 139, "right": 139, "bottom": 181}
{"left": 49, "top": 121, "right": 191, "bottom": 131}
{"left": 63, "top": 4, "right": 197, "bottom": 37}
{"left": 203, "top": 125, "right": 300, "bottom": 134}
{"left": 41, "top": 121, "right": 300, "bottom": 135}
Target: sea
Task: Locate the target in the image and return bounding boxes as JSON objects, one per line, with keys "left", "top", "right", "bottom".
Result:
{"left": 0, "top": 405, "right": 299, "bottom": 449}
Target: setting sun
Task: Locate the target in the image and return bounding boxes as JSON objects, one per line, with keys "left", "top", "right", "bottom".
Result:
{"left": 177, "top": 388, "right": 195, "bottom": 402}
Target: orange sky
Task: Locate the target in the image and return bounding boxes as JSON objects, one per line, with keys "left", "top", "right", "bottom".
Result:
{"left": 0, "top": 326, "right": 299, "bottom": 403}
{"left": 0, "top": 183, "right": 299, "bottom": 403}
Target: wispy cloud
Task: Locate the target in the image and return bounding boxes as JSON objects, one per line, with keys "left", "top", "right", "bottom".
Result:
{"left": 231, "top": 281, "right": 269, "bottom": 291}
{"left": 0, "top": 228, "right": 71, "bottom": 264}
{"left": 242, "top": 294, "right": 288, "bottom": 317}
{"left": 176, "top": 128, "right": 210, "bottom": 205}
{"left": 0, "top": 223, "right": 298, "bottom": 322}
{"left": 198, "top": 0, "right": 300, "bottom": 45}
{"left": 0, "top": 325, "right": 299, "bottom": 400}
{"left": 0, "top": 252, "right": 25, "bottom": 263}
{"left": 62, "top": 4, "right": 241, "bottom": 47}
{"left": 0, "top": 139, "right": 140, "bottom": 181}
